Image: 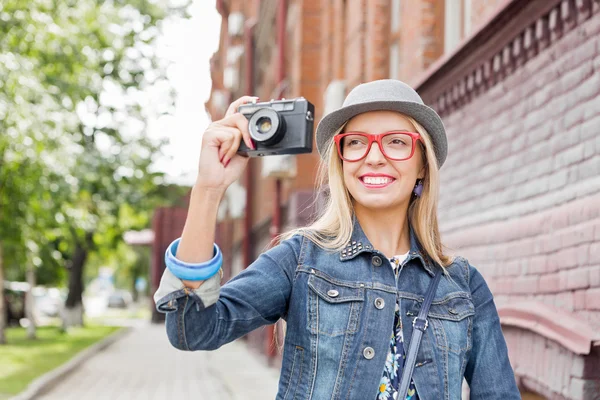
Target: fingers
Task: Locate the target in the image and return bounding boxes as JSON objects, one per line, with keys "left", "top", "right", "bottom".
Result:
{"left": 203, "top": 96, "right": 259, "bottom": 168}
{"left": 213, "top": 127, "right": 238, "bottom": 161}
{"left": 224, "top": 151, "right": 250, "bottom": 170}
{"left": 217, "top": 112, "right": 255, "bottom": 152}
{"left": 225, "top": 95, "right": 259, "bottom": 118}
{"left": 221, "top": 131, "right": 243, "bottom": 167}
{"left": 208, "top": 123, "right": 247, "bottom": 167}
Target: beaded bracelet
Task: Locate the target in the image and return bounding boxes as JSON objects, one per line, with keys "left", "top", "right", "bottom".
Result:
{"left": 165, "top": 238, "right": 223, "bottom": 281}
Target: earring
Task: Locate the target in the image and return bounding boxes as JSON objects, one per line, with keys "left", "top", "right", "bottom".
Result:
{"left": 413, "top": 179, "right": 423, "bottom": 197}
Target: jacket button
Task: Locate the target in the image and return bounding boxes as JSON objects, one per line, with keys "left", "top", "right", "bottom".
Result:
{"left": 363, "top": 347, "right": 375, "bottom": 359}
{"left": 371, "top": 256, "right": 382, "bottom": 267}
{"left": 374, "top": 298, "right": 385, "bottom": 309}
{"left": 327, "top": 289, "right": 339, "bottom": 298}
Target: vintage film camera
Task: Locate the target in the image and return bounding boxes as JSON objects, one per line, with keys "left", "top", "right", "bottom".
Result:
{"left": 237, "top": 97, "right": 315, "bottom": 156}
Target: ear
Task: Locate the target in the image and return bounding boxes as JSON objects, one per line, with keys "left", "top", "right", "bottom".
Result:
{"left": 417, "top": 165, "right": 426, "bottom": 180}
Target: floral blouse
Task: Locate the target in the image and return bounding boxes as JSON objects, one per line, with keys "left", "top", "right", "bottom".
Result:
{"left": 376, "top": 252, "right": 420, "bottom": 400}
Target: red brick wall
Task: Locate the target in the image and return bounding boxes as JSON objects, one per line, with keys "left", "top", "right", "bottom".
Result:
{"left": 438, "top": 11, "right": 600, "bottom": 328}
{"left": 150, "top": 207, "right": 189, "bottom": 322}
{"left": 398, "top": 0, "right": 444, "bottom": 84}
{"left": 291, "top": 0, "right": 322, "bottom": 193}
{"left": 434, "top": 6, "right": 600, "bottom": 397}
{"left": 332, "top": 0, "right": 346, "bottom": 81}
{"left": 365, "top": 0, "right": 390, "bottom": 81}
{"left": 470, "top": 0, "right": 506, "bottom": 31}
{"left": 320, "top": 0, "right": 334, "bottom": 93}
{"left": 318, "top": 0, "right": 446, "bottom": 89}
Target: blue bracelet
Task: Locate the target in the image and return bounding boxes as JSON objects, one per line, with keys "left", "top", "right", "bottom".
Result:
{"left": 165, "top": 238, "right": 223, "bottom": 281}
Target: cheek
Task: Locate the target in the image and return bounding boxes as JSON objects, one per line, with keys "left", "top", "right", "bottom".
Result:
{"left": 394, "top": 158, "right": 421, "bottom": 180}
{"left": 342, "top": 163, "right": 356, "bottom": 186}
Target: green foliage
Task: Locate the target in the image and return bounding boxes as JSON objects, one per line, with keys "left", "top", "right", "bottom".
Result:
{"left": 0, "top": 0, "right": 190, "bottom": 288}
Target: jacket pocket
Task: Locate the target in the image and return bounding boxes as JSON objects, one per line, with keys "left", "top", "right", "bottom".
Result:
{"left": 307, "top": 270, "right": 365, "bottom": 337}
{"left": 407, "top": 292, "right": 474, "bottom": 354}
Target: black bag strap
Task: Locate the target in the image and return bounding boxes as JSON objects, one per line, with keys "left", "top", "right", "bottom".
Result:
{"left": 397, "top": 266, "right": 443, "bottom": 398}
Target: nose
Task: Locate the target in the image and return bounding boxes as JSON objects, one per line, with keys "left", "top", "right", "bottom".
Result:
{"left": 364, "top": 141, "right": 386, "bottom": 165}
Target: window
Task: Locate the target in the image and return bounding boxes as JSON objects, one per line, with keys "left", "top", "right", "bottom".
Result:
{"left": 444, "top": 0, "right": 472, "bottom": 53}
{"left": 391, "top": 0, "right": 401, "bottom": 32}
{"left": 389, "top": 0, "right": 401, "bottom": 79}
{"left": 228, "top": 12, "right": 244, "bottom": 37}
{"left": 389, "top": 42, "right": 399, "bottom": 79}
{"left": 464, "top": 0, "right": 472, "bottom": 37}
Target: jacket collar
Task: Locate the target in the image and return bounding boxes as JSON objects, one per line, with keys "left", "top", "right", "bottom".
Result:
{"left": 339, "top": 214, "right": 436, "bottom": 277}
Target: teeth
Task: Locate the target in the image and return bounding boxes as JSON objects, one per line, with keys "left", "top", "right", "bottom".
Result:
{"left": 363, "top": 177, "right": 392, "bottom": 185}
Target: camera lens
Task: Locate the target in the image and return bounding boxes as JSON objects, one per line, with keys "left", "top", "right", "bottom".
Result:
{"left": 256, "top": 117, "right": 272, "bottom": 134}
{"left": 248, "top": 108, "right": 285, "bottom": 145}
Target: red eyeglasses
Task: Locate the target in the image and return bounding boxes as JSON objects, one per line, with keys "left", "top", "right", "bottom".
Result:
{"left": 333, "top": 131, "right": 422, "bottom": 162}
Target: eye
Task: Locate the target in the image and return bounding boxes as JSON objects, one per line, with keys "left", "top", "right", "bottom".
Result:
{"left": 343, "top": 135, "right": 367, "bottom": 147}
{"left": 390, "top": 138, "right": 408, "bottom": 145}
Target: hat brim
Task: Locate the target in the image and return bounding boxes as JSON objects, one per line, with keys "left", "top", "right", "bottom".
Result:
{"left": 315, "top": 100, "right": 447, "bottom": 168}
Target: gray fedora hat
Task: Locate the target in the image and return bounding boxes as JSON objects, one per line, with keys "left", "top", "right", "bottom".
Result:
{"left": 315, "top": 79, "right": 448, "bottom": 168}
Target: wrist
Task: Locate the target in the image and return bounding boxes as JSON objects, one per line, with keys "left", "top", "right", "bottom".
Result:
{"left": 191, "top": 184, "right": 225, "bottom": 204}
{"left": 165, "top": 238, "right": 223, "bottom": 281}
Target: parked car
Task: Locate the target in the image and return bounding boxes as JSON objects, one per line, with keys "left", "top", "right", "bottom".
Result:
{"left": 107, "top": 290, "right": 133, "bottom": 309}
{"left": 32, "top": 287, "right": 62, "bottom": 317}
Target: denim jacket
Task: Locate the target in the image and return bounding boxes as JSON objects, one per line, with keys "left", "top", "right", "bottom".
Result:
{"left": 154, "top": 217, "right": 520, "bottom": 399}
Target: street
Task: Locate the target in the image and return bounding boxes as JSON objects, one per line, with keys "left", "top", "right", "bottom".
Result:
{"left": 36, "top": 322, "right": 280, "bottom": 399}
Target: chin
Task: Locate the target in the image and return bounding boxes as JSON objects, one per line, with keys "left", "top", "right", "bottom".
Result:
{"left": 351, "top": 194, "right": 401, "bottom": 210}
{"left": 350, "top": 186, "right": 411, "bottom": 210}
{"left": 358, "top": 201, "right": 397, "bottom": 211}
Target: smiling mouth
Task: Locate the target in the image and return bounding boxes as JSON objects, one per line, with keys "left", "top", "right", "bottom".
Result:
{"left": 360, "top": 176, "right": 396, "bottom": 187}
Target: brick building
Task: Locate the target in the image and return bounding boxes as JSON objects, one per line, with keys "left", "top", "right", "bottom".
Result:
{"left": 161, "top": 0, "right": 600, "bottom": 398}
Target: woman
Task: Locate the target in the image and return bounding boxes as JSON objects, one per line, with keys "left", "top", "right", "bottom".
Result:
{"left": 154, "top": 79, "right": 520, "bottom": 399}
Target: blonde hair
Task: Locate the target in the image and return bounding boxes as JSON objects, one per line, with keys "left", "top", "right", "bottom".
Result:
{"left": 277, "top": 114, "right": 454, "bottom": 269}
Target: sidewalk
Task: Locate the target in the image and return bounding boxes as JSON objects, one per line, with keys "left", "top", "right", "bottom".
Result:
{"left": 36, "top": 322, "right": 280, "bottom": 400}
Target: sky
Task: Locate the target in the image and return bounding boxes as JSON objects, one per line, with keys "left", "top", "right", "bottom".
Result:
{"left": 147, "top": 0, "right": 221, "bottom": 186}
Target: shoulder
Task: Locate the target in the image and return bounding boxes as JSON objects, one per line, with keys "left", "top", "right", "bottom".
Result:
{"left": 445, "top": 255, "right": 485, "bottom": 285}
{"left": 447, "top": 255, "right": 494, "bottom": 308}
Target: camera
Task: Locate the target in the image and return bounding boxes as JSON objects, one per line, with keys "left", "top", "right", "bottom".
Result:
{"left": 237, "top": 97, "right": 315, "bottom": 157}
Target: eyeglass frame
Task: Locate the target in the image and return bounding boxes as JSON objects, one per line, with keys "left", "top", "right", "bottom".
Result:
{"left": 333, "top": 131, "right": 422, "bottom": 162}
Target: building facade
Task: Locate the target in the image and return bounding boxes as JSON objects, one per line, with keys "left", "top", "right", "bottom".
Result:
{"left": 197, "top": 0, "right": 600, "bottom": 398}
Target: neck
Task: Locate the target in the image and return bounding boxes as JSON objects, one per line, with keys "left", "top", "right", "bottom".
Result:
{"left": 354, "top": 202, "right": 411, "bottom": 259}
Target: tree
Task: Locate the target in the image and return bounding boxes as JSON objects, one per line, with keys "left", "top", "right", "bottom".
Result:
{"left": 0, "top": 0, "right": 188, "bottom": 334}
{"left": 0, "top": 243, "right": 4, "bottom": 344}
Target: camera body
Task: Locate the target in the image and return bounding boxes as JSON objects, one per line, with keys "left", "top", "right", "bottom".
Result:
{"left": 237, "top": 97, "right": 315, "bottom": 157}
